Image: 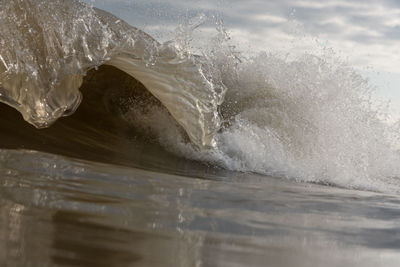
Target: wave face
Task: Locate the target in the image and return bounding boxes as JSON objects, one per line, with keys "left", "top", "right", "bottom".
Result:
{"left": 0, "top": 0, "right": 223, "bottom": 147}
{"left": 1, "top": 0, "right": 400, "bottom": 193}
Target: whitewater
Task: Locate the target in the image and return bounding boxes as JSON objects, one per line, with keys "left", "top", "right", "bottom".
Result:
{"left": 1, "top": 0, "right": 400, "bottom": 266}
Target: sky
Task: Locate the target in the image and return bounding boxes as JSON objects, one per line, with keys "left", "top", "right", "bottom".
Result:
{"left": 85, "top": 0, "right": 400, "bottom": 117}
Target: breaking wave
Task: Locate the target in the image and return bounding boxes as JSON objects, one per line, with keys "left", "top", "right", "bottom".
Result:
{"left": 1, "top": 0, "right": 400, "bottom": 193}
{"left": 0, "top": 0, "right": 223, "bottom": 147}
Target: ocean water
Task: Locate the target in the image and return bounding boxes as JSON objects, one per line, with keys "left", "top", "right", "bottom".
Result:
{"left": 1, "top": 0, "right": 400, "bottom": 266}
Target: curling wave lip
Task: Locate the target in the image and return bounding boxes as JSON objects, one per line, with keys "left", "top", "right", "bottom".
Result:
{"left": 0, "top": 0, "right": 225, "bottom": 148}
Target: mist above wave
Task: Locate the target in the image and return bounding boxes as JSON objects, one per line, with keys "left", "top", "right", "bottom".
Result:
{"left": 120, "top": 18, "right": 400, "bottom": 193}
{"left": 217, "top": 52, "right": 400, "bottom": 190}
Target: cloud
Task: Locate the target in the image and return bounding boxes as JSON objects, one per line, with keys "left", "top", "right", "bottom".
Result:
{"left": 86, "top": 0, "right": 400, "bottom": 73}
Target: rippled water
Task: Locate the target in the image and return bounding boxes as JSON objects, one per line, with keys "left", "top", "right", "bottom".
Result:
{"left": 2, "top": 150, "right": 400, "bottom": 267}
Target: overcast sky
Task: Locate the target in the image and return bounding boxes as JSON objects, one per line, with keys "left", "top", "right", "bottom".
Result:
{"left": 85, "top": 0, "right": 400, "bottom": 114}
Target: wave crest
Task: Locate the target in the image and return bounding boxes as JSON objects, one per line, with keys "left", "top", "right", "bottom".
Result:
{"left": 0, "top": 0, "right": 224, "bottom": 147}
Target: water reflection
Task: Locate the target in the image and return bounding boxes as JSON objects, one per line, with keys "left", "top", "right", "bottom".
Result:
{"left": 51, "top": 210, "right": 143, "bottom": 266}
{"left": 1, "top": 150, "right": 400, "bottom": 266}
{"left": 0, "top": 151, "right": 209, "bottom": 266}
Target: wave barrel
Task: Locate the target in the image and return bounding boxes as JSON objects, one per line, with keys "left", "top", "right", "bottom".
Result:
{"left": 0, "top": 0, "right": 223, "bottom": 148}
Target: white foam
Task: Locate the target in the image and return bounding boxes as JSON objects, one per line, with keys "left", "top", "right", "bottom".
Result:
{"left": 123, "top": 25, "right": 400, "bottom": 193}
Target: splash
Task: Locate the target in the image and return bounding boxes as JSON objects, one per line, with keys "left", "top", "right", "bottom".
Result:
{"left": 123, "top": 18, "right": 400, "bottom": 193}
